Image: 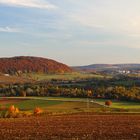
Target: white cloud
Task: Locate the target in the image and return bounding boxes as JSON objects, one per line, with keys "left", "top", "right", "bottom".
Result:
{"left": 0, "top": 26, "right": 20, "bottom": 33}
{"left": 67, "top": 1, "right": 140, "bottom": 37}
{"left": 0, "top": 0, "right": 56, "bottom": 9}
{"left": 70, "top": 14, "right": 104, "bottom": 29}
{"left": 78, "top": 39, "right": 140, "bottom": 49}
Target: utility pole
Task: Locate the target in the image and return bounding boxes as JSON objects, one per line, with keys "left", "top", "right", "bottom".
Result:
{"left": 87, "top": 97, "right": 89, "bottom": 110}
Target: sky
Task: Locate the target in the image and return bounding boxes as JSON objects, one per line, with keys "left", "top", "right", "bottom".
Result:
{"left": 0, "top": 0, "right": 140, "bottom": 66}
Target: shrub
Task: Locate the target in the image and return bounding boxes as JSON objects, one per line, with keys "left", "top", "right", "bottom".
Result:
{"left": 7, "top": 105, "right": 20, "bottom": 118}
{"left": 0, "top": 105, "right": 34, "bottom": 118}
{"left": 9, "top": 105, "right": 15, "bottom": 113}
{"left": 105, "top": 100, "right": 112, "bottom": 106}
{"left": 34, "top": 107, "right": 43, "bottom": 115}
{"left": 15, "top": 107, "right": 20, "bottom": 113}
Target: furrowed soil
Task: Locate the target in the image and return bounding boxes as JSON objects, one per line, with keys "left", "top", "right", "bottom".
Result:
{"left": 0, "top": 114, "right": 139, "bottom": 140}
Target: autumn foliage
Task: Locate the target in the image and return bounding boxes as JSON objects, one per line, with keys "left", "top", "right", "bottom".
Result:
{"left": 9, "top": 105, "right": 16, "bottom": 112}
{"left": 34, "top": 107, "right": 43, "bottom": 115}
{"left": 105, "top": 100, "right": 112, "bottom": 106}
{"left": 0, "top": 56, "right": 72, "bottom": 74}
{"left": 8, "top": 105, "right": 20, "bottom": 113}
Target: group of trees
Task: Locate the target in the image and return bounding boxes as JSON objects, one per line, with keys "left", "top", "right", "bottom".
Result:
{"left": 0, "top": 83, "right": 139, "bottom": 102}
{"left": 0, "top": 104, "right": 43, "bottom": 118}
{"left": 0, "top": 56, "right": 72, "bottom": 74}
{"left": 94, "top": 86, "right": 140, "bottom": 101}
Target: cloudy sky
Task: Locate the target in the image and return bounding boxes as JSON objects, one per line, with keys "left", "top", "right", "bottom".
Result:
{"left": 0, "top": 0, "right": 140, "bottom": 66}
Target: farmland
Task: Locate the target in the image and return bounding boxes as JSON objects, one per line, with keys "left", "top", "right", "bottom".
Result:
{"left": 0, "top": 97, "right": 140, "bottom": 113}
{"left": 0, "top": 97, "right": 140, "bottom": 114}
{"left": 0, "top": 75, "right": 33, "bottom": 84}
{"left": 1, "top": 0, "right": 140, "bottom": 139}
{"left": 0, "top": 73, "right": 140, "bottom": 139}
{"left": 95, "top": 99, "right": 140, "bottom": 110}
{"left": 26, "top": 72, "right": 106, "bottom": 81}
{"left": 0, "top": 98, "right": 111, "bottom": 114}
{"left": 0, "top": 113, "right": 139, "bottom": 140}
{"left": 0, "top": 98, "right": 139, "bottom": 139}
{"left": 0, "top": 90, "right": 139, "bottom": 140}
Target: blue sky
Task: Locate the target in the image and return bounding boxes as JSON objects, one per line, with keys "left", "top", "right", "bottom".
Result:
{"left": 0, "top": 0, "right": 140, "bottom": 66}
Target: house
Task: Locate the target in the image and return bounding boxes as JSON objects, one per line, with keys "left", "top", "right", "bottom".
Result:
{"left": 4, "top": 74, "right": 10, "bottom": 77}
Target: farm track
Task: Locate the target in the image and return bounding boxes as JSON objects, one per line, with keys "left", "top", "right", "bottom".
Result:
{"left": 0, "top": 114, "right": 139, "bottom": 140}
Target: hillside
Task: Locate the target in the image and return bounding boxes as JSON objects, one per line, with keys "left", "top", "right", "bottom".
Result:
{"left": 0, "top": 56, "right": 72, "bottom": 74}
{"left": 73, "top": 64, "right": 140, "bottom": 73}
{"left": 73, "top": 64, "right": 140, "bottom": 72}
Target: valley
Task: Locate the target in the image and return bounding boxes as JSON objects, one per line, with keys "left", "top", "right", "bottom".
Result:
{"left": 0, "top": 56, "right": 139, "bottom": 140}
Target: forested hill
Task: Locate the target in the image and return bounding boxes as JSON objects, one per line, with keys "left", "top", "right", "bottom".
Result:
{"left": 0, "top": 56, "right": 72, "bottom": 74}
{"left": 74, "top": 64, "right": 140, "bottom": 71}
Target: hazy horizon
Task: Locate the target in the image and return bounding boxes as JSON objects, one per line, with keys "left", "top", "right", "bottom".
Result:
{"left": 0, "top": 0, "right": 140, "bottom": 66}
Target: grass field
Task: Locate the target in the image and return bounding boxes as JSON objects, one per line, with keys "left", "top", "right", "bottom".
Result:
{"left": 46, "top": 101, "right": 109, "bottom": 114}
{"left": 28, "top": 97, "right": 140, "bottom": 111}
{"left": 0, "top": 97, "right": 140, "bottom": 113}
{"left": 3, "top": 99, "right": 61, "bottom": 110}
{"left": 0, "top": 98, "right": 112, "bottom": 114}
{"left": 94, "top": 99, "right": 140, "bottom": 111}
{"left": 0, "top": 72, "right": 108, "bottom": 84}
{"left": 25, "top": 72, "right": 106, "bottom": 81}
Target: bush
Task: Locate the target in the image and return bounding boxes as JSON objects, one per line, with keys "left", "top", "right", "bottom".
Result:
{"left": 0, "top": 105, "right": 34, "bottom": 118}
{"left": 9, "top": 105, "right": 15, "bottom": 113}
{"left": 6, "top": 105, "right": 20, "bottom": 118}
{"left": 34, "top": 107, "right": 43, "bottom": 115}
{"left": 105, "top": 100, "right": 112, "bottom": 106}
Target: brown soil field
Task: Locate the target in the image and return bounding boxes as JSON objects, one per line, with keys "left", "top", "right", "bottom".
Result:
{"left": 0, "top": 114, "right": 139, "bottom": 140}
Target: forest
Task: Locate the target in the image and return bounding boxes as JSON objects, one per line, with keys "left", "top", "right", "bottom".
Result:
{"left": 0, "top": 75, "right": 140, "bottom": 102}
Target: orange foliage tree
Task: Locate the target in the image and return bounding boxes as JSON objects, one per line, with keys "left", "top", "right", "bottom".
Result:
{"left": 105, "top": 100, "right": 112, "bottom": 106}
{"left": 34, "top": 107, "right": 43, "bottom": 115}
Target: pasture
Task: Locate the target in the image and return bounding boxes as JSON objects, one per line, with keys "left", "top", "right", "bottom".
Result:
{"left": 0, "top": 97, "right": 140, "bottom": 114}
{"left": 94, "top": 99, "right": 140, "bottom": 112}
{"left": 26, "top": 72, "right": 106, "bottom": 81}
{"left": 0, "top": 98, "right": 110, "bottom": 114}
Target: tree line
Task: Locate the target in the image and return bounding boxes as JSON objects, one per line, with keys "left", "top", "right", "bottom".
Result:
{"left": 0, "top": 83, "right": 139, "bottom": 102}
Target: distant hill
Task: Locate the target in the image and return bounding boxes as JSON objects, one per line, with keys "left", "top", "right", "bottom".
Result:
{"left": 73, "top": 64, "right": 140, "bottom": 72}
{"left": 0, "top": 56, "right": 72, "bottom": 74}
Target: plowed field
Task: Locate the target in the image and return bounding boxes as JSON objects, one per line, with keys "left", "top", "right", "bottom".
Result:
{"left": 0, "top": 114, "right": 139, "bottom": 140}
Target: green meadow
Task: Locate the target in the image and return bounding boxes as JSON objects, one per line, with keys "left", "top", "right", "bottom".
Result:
{"left": 25, "top": 72, "right": 106, "bottom": 81}
{"left": 1, "top": 97, "right": 140, "bottom": 113}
